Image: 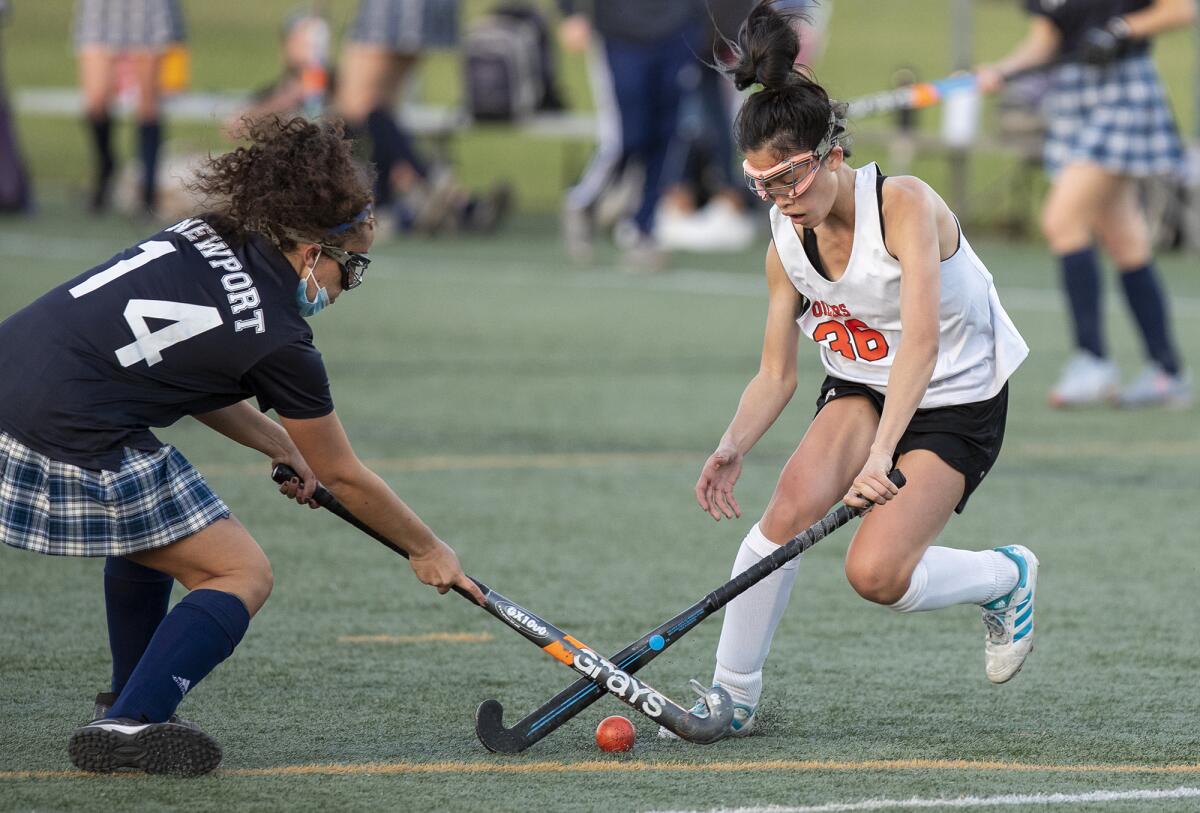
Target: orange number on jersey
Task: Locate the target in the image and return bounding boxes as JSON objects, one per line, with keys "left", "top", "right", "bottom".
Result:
{"left": 813, "top": 319, "right": 890, "bottom": 362}
{"left": 813, "top": 321, "right": 856, "bottom": 360}
{"left": 847, "top": 319, "right": 889, "bottom": 361}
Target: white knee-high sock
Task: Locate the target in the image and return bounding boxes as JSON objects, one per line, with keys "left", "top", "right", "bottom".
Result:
{"left": 712, "top": 523, "right": 800, "bottom": 708}
{"left": 889, "top": 546, "right": 1019, "bottom": 613}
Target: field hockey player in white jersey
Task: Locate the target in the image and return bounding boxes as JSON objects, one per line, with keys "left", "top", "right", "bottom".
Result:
{"left": 663, "top": 1, "right": 1038, "bottom": 741}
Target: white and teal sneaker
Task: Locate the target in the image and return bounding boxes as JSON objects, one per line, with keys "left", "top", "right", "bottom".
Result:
{"left": 657, "top": 690, "right": 756, "bottom": 741}
{"left": 982, "top": 544, "right": 1039, "bottom": 684}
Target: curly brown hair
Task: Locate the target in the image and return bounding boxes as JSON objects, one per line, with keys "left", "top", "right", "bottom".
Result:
{"left": 191, "top": 116, "right": 375, "bottom": 250}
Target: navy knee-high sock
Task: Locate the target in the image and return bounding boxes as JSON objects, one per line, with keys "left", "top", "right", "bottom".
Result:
{"left": 365, "top": 106, "right": 430, "bottom": 208}
{"left": 104, "top": 556, "right": 174, "bottom": 695}
{"left": 1119, "top": 263, "right": 1182, "bottom": 376}
{"left": 366, "top": 107, "right": 428, "bottom": 179}
{"left": 1060, "top": 247, "right": 1106, "bottom": 358}
{"left": 108, "top": 589, "right": 250, "bottom": 724}
{"left": 136, "top": 120, "right": 162, "bottom": 210}
{"left": 85, "top": 114, "right": 114, "bottom": 210}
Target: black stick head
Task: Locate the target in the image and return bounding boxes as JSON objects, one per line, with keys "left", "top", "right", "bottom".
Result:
{"left": 475, "top": 699, "right": 525, "bottom": 754}
{"left": 671, "top": 685, "right": 735, "bottom": 744}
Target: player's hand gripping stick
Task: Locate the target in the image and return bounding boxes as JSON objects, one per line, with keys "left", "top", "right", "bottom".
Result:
{"left": 474, "top": 468, "right": 907, "bottom": 753}
{"left": 270, "top": 464, "right": 735, "bottom": 744}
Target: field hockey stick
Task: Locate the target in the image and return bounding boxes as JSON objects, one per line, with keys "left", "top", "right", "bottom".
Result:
{"left": 475, "top": 468, "right": 906, "bottom": 753}
{"left": 270, "top": 464, "right": 735, "bottom": 744}
{"left": 846, "top": 64, "right": 1049, "bottom": 120}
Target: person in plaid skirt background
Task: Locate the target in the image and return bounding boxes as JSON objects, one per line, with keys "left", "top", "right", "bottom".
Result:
{"left": 73, "top": 0, "right": 185, "bottom": 215}
{"left": 978, "top": 0, "right": 1195, "bottom": 409}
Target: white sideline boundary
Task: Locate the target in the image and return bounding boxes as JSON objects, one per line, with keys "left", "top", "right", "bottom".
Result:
{"left": 648, "top": 786, "right": 1200, "bottom": 813}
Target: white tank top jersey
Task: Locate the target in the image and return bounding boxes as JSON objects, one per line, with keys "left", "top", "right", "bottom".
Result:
{"left": 770, "top": 162, "right": 1029, "bottom": 409}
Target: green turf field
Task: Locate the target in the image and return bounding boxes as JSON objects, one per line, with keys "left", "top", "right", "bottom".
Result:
{"left": 0, "top": 201, "right": 1198, "bottom": 811}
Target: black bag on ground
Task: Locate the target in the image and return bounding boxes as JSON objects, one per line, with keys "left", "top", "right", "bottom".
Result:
{"left": 464, "top": 3, "right": 564, "bottom": 122}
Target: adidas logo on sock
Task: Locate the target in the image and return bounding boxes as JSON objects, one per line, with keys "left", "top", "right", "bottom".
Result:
{"left": 172, "top": 675, "right": 191, "bottom": 697}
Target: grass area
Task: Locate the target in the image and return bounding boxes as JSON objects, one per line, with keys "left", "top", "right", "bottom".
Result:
{"left": 1, "top": 204, "right": 1198, "bottom": 811}
{"left": 2, "top": 1, "right": 1196, "bottom": 215}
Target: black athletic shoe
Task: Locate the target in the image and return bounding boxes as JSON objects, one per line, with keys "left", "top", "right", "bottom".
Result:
{"left": 92, "top": 692, "right": 194, "bottom": 727}
{"left": 68, "top": 718, "right": 222, "bottom": 777}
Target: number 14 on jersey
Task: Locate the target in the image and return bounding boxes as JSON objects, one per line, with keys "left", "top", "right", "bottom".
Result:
{"left": 69, "top": 241, "right": 223, "bottom": 368}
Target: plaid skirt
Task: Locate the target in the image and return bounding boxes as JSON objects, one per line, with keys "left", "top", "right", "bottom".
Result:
{"left": 0, "top": 431, "right": 228, "bottom": 558}
{"left": 1042, "top": 54, "right": 1183, "bottom": 179}
{"left": 74, "top": 0, "right": 185, "bottom": 49}
{"left": 347, "top": 0, "right": 459, "bottom": 52}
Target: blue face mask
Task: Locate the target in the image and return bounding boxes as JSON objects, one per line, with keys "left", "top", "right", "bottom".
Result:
{"left": 295, "top": 265, "right": 329, "bottom": 318}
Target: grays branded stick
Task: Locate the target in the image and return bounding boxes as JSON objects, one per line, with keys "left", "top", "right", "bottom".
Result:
{"left": 475, "top": 468, "right": 906, "bottom": 753}
{"left": 270, "top": 465, "right": 735, "bottom": 743}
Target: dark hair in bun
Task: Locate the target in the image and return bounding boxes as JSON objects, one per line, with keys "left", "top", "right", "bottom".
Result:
{"left": 723, "top": 1, "right": 847, "bottom": 157}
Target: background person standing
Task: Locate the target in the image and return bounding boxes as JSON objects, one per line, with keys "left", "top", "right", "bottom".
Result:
{"left": 335, "top": 0, "right": 509, "bottom": 235}
{"left": 557, "top": 0, "right": 703, "bottom": 270}
{"left": 978, "top": 0, "right": 1196, "bottom": 408}
{"left": 73, "top": 0, "right": 184, "bottom": 216}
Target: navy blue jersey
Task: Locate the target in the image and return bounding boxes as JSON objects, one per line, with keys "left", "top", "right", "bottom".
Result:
{"left": 1025, "top": 0, "right": 1152, "bottom": 58}
{"left": 0, "top": 218, "right": 333, "bottom": 471}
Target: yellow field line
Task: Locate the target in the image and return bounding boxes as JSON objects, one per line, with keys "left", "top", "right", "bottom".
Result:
{"left": 338, "top": 632, "right": 494, "bottom": 644}
{"left": 5, "top": 758, "right": 1200, "bottom": 781}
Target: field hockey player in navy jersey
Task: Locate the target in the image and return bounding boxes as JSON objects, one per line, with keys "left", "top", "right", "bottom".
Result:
{"left": 0, "top": 116, "right": 484, "bottom": 776}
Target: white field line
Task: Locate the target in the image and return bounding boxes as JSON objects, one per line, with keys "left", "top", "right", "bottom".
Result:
{"left": 2, "top": 235, "right": 1198, "bottom": 316}
{"left": 4, "top": 761, "right": 1200, "bottom": 781}
{"left": 648, "top": 785, "right": 1200, "bottom": 813}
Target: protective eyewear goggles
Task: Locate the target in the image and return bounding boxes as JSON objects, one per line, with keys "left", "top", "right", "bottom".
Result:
{"left": 743, "top": 148, "right": 830, "bottom": 202}
{"left": 319, "top": 244, "right": 371, "bottom": 290}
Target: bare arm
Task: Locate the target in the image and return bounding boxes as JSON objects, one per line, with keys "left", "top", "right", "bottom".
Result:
{"left": 194, "top": 400, "right": 319, "bottom": 503}
{"left": 696, "top": 242, "right": 803, "bottom": 520}
{"left": 976, "top": 16, "right": 1061, "bottom": 92}
{"left": 280, "top": 410, "right": 485, "bottom": 603}
{"left": 876, "top": 180, "right": 942, "bottom": 454}
{"left": 720, "top": 242, "right": 804, "bottom": 455}
{"left": 844, "top": 179, "right": 942, "bottom": 508}
{"left": 194, "top": 400, "right": 292, "bottom": 458}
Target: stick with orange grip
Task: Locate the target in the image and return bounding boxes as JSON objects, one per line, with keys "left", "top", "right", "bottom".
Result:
{"left": 270, "top": 464, "right": 735, "bottom": 744}
{"left": 846, "top": 65, "right": 1050, "bottom": 119}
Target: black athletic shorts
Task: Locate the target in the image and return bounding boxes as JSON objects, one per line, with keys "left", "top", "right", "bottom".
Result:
{"left": 815, "top": 376, "right": 1009, "bottom": 514}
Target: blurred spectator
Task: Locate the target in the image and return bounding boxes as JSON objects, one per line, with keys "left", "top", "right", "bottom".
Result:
{"left": 73, "top": 0, "right": 184, "bottom": 215}
{"left": 0, "top": 0, "right": 32, "bottom": 213}
{"left": 655, "top": 0, "right": 832, "bottom": 253}
{"left": 557, "top": 0, "right": 704, "bottom": 270}
{"left": 225, "top": 10, "right": 332, "bottom": 138}
{"left": 978, "top": 0, "right": 1195, "bottom": 409}
{"left": 335, "top": 0, "right": 510, "bottom": 235}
